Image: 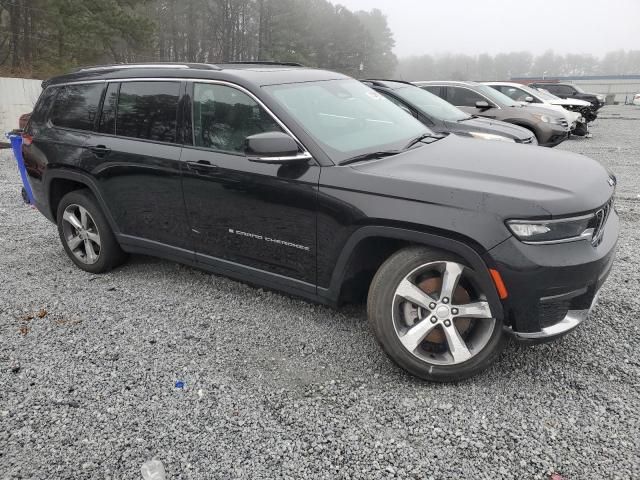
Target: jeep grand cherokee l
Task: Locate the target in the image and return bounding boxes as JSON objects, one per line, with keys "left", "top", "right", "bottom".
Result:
{"left": 22, "top": 63, "right": 619, "bottom": 382}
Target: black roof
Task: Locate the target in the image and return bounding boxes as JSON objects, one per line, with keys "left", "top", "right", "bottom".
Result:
{"left": 43, "top": 62, "right": 347, "bottom": 89}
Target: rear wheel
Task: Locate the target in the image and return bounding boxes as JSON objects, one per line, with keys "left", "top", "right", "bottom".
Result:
{"left": 367, "top": 247, "right": 506, "bottom": 382}
{"left": 56, "top": 189, "right": 126, "bottom": 273}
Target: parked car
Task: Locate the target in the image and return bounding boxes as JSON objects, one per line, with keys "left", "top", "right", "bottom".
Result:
{"left": 528, "top": 82, "right": 606, "bottom": 110}
{"left": 362, "top": 79, "right": 537, "bottom": 144}
{"left": 633, "top": 93, "right": 640, "bottom": 106}
{"left": 485, "top": 82, "right": 591, "bottom": 136}
{"left": 415, "top": 81, "right": 569, "bottom": 147}
{"left": 23, "top": 63, "right": 618, "bottom": 382}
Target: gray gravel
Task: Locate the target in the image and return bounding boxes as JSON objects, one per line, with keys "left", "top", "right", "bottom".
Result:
{"left": 1, "top": 105, "right": 639, "bottom": 480}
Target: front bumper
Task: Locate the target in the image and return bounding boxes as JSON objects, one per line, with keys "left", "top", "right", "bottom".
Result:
{"left": 486, "top": 209, "right": 619, "bottom": 340}
{"left": 537, "top": 123, "right": 569, "bottom": 147}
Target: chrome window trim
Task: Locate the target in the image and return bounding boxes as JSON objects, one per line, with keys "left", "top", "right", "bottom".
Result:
{"left": 51, "top": 77, "right": 313, "bottom": 161}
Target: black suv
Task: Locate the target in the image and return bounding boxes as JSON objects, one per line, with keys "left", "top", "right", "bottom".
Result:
{"left": 23, "top": 63, "right": 619, "bottom": 382}
{"left": 528, "top": 82, "right": 606, "bottom": 110}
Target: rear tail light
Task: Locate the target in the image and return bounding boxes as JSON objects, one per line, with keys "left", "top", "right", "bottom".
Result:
{"left": 22, "top": 133, "right": 33, "bottom": 146}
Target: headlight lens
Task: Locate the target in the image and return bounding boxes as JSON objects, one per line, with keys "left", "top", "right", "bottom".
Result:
{"left": 532, "top": 113, "right": 563, "bottom": 125}
{"left": 467, "top": 132, "right": 515, "bottom": 142}
{"left": 506, "top": 216, "right": 594, "bottom": 243}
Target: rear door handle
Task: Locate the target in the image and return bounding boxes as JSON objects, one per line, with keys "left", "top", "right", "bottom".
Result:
{"left": 88, "top": 145, "right": 111, "bottom": 157}
{"left": 187, "top": 160, "right": 219, "bottom": 173}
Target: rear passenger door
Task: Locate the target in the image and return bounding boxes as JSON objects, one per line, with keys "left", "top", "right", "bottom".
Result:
{"left": 87, "top": 80, "right": 192, "bottom": 255}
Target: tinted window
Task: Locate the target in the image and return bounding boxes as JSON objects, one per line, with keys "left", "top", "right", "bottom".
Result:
{"left": 50, "top": 83, "right": 105, "bottom": 131}
{"left": 448, "top": 87, "right": 486, "bottom": 107}
{"left": 30, "top": 86, "right": 58, "bottom": 124}
{"left": 193, "top": 83, "right": 282, "bottom": 154}
{"left": 116, "top": 82, "right": 180, "bottom": 143}
{"left": 421, "top": 85, "right": 442, "bottom": 97}
{"left": 98, "top": 82, "right": 119, "bottom": 135}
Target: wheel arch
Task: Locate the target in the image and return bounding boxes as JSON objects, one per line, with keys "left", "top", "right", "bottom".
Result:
{"left": 45, "top": 169, "right": 120, "bottom": 234}
{"left": 321, "top": 226, "right": 504, "bottom": 321}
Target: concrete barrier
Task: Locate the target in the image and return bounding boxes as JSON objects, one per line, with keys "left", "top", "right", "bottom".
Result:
{"left": 0, "top": 77, "right": 42, "bottom": 134}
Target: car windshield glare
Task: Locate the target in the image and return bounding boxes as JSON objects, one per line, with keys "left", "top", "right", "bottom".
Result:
{"left": 395, "top": 86, "right": 469, "bottom": 121}
{"left": 264, "top": 79, "right": 431, "bottom": 163}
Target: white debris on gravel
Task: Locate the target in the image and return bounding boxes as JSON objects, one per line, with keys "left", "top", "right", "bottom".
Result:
{"left": 1, "top": 105, "right": 639, "bottom": 479}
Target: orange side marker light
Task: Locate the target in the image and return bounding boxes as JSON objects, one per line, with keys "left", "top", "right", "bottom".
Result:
{"left": 489, "top": 269, "right": 508, "bottom": 300}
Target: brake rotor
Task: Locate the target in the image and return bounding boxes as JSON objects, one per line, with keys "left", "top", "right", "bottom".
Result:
{"left": 418, "top": 276, "right": 473, "bottom": 344}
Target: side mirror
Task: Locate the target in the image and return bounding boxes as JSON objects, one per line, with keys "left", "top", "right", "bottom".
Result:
{"left": 524, "top": 96, "right": 534, "bottom": 103}
{"left": 245, "top": 132, "right": 309, "bottom": 164}
{"left": 475, "top": 100, "right": 491, "bottom": 110}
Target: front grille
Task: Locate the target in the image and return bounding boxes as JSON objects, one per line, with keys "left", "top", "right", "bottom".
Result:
{"left": 589, "top": 197, "right": 614, "bottom": 246}
{"left": 540, "top": 300, "right": 570, "bottom": 328}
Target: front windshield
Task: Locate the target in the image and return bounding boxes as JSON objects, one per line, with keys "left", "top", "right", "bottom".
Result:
{"left": 264, "top": 79, "right": 431, "bottom": 163}
{"left": 474, "top": 84, "right": 519, "bottom": 107}
{"left": 395, "top": 85, "right": 469, "bottom": 121}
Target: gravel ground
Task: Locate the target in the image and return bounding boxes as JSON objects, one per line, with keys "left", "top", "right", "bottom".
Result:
{"left": 1, "top": 105, "right": 639, "bottom": 480}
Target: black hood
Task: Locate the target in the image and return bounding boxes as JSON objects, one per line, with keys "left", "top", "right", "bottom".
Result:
{"left": 344, "top": 135, "right": 614, "bottom": 219}
{"left": 444, "top": 117, "right": 532, "bottom": 141}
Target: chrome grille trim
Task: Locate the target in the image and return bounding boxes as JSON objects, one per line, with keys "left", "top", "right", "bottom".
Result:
{"left": 591, "top": 198, "right": 614, "bottom": 246}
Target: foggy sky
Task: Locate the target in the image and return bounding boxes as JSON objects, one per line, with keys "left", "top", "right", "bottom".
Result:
{"left": 334, "top": 0, "right": 640, "bottom": 58}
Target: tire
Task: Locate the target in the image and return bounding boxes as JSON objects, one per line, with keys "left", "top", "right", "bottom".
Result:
{"left": 56, "top": 189, "right": 127, "bottom": 273}
{"left": 367, "top": 246, "right": 506, "bottom": 382}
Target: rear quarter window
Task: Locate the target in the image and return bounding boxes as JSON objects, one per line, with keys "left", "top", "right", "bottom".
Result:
{"left": 49, "top": 83, "right": 105, "bottom": 131}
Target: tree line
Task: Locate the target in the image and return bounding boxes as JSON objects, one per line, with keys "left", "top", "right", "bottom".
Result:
{"left": 397, "top": 50, "right": 640, "bottom": 81}
{"left": 0, "top": 0, "right": 397, "bottom": 78}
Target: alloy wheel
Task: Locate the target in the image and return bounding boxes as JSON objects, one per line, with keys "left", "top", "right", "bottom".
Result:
{"left": 392, "top": 261, "right": 496, "bottom": 365}
{"left": 61, "top": 204, "right": 102, "bottom": 265}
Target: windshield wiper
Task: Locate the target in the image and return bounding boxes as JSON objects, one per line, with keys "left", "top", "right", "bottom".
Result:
{"left": 340, "top": 150, "right": 401, "bottom": 166}
{"left": 403, "top": 132, "right": 445, "bottom": 150}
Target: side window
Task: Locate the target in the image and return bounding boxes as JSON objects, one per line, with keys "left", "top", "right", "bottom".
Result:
{"left": 98, "top": 82, "right": 119, "bottom": 135}
{"left": 49, "top": 83, "right": 105, "bottom": 131}
{"left": 193, "top": 83, "right": 282, "bottom": 154}
{"left": 448, "top": 87, "right": 486, "bottom": 107}
{"left": 30, "top": 86, "right": 58, "bottom": 124}
{"left": 116, "top": 81, "right": 180, "bottom": 143}
{"left": 421, "top": 86, "right": 442, "bottom": 97}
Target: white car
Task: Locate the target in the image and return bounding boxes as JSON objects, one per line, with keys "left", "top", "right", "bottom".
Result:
{"left": 633, "top": 93, "right": 640, "bottom": 106}
{"left": 485, "top": 82, "right": 591, "bottom": 135}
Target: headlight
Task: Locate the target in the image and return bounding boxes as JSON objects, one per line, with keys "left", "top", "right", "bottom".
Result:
{"left": 532, "top": 113, "right": 563, "bottom": 125}
{"left": 506, "top": 215, "right": 595, "bottom": 244}
{"left": 596, "top": 94, "right": 606, "bottom": 102}
{"left": 467, "top": 132, "right": 515, "bottom": 142}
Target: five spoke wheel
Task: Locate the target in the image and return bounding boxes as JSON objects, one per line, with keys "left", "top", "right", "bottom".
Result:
{"left": 392, "top": 261, "right": 496, "bottom": 366}
{"left": 61, "top": 204, "right": 102, "bottom": 265}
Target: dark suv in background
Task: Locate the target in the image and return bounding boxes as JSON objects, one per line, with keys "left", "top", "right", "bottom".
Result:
{"left": 415, "top": 80, "right": 570, "bottom": 147}
{"left": 361, "top": 79, "right": 537, "bottom": 145}
{"left": 22, "top": 63, "right": 618, "bottom": 382}
{"left": 529, "top": 82, "right": 606, "bottom": 110}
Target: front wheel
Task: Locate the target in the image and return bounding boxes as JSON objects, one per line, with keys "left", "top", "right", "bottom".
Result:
{"left": 367, "top": 247, "right": 506, "bottom": 382}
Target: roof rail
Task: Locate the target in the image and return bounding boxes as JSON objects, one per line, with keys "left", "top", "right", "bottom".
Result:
{"left": 73, "top": 63, "right": 222, "bottom": 73}
{"left": 222, "top": 61, "right": 305, "bottom": 67}
{"left": 361, "top": 78, "right": 414, "bottom": 87}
